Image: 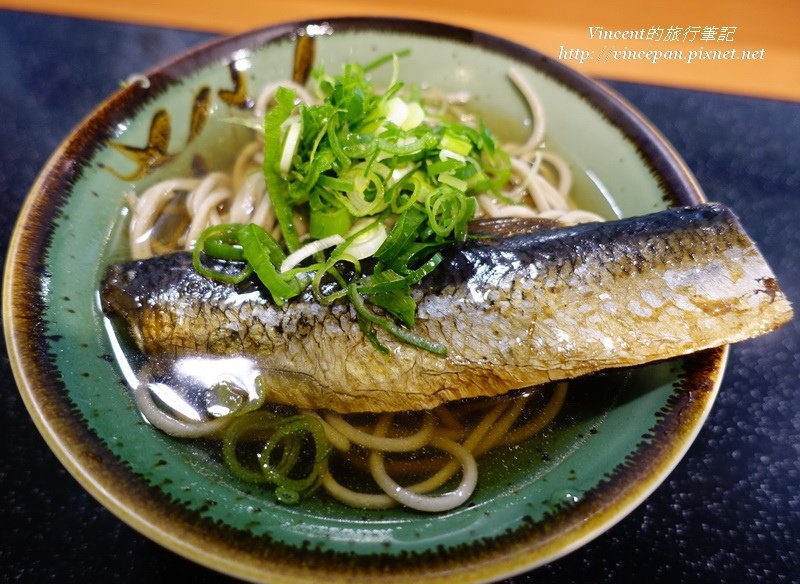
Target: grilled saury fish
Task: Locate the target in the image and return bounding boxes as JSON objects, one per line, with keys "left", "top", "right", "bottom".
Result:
{"left": 101, "top": 203, "right": 793, "bottom": 413}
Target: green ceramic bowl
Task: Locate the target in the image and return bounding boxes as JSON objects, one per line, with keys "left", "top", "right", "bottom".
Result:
{"left": 4, "top": 17, "right": 723, "bottom": 583}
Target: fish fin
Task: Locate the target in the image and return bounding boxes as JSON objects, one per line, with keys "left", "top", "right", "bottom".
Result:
{"left": 468, "top": 216, "right": 562, "bottom": 238}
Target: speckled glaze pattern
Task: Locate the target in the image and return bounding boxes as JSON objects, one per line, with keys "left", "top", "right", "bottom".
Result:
{"left": 3, "top": 15, "right": 743, "bottom": 584}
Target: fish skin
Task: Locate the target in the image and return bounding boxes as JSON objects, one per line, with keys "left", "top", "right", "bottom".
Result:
{"left": 101, "top": 203, "right": 793, "bottom": 413}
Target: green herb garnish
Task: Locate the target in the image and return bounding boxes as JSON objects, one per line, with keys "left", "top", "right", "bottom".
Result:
{"left": 196, "top": 53, "right": 512, "bottom": 355}
{"left": 222, "top": 408, "right": 331, "bottom": 504}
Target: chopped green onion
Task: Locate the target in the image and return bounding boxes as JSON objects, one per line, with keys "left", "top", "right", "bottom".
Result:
{"left": 404, "top": 252, "right": 444, "bottom": 284}
{"left": 222, "top": 411, "right": 282, "bottom": 484}
{"left": 348, "top": 283, "right": 447, "bottom": 356}
{"left": 238, "top": 224, "right": 301, "bottom": 304}
{"left": 355, "top": 269, "right": 409, "bottom": 294}
{"left": 370, "top": 288, "right": 417, "bottom": 328}
{"left": 401, "top": 101, "right": 425, "bottom": 130}
{"left": 425, "top": 188, "right": 464, "bottom": 238}
{"left": 377, "top": 133, "right": 438, "bottom": 156}
{"left": 317, "top": 174, "right": 355, "bottom": 192}
{"left": 280, "top": 234, "right": 345, "bottom": 273}
{"left": 439, "top": 131, "right": 473, "bottom": 157}
{"left": 383, "top": 96, "right": 409, "bottom": 127}
{"left": 259, "top": 414, "right": 332, "bottom": 503}
{"left": 192, "top": 224, "right": 252, "bottom": 284}
{"left": 264, "top": 87, "right": 301, "bottom": 251}
{"left": 222, "top": 409, "right": 332, "bottom": 505}
{"left": 357, "top": 318, "right": 391, "bottom": 354}
{"left": 362, "top": 48, "right": 411, "bottom": 73}
{"left": 426, "top": 158, "right": 463, "bottom": 176}
{"left": 438, "top": 172, "right": 468, "bottom": 193}
{"left": 309, "top": 203, "right": 352, "bottom": 239}
{"left": 389, "top": 241, "right": 444, "bottom": 274}
{"left": 454, "top": 196, "right": 477, "bottom": 241}
{"left": 341, "top": 219, "right": 387, "bottom": 260}
{"left": 279, "top": 120, "right": 303, "bottom": 176}
{"left": 241, "top": 377, "right": 268, "bottom": 414}
{"left": 374, "top": 206, "right": 427, "bottom": 266}
{"left": 203, "top": 239, "right": 245, "bottom": 261}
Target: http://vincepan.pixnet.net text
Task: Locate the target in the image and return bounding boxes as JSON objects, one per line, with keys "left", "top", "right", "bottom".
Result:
{"left": 558, "top": 26, "right": 766, "bottom": 65}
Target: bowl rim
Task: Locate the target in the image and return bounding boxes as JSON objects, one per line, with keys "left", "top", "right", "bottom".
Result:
{"left": 3, "top": 16, "right": 721, "bottom": 584}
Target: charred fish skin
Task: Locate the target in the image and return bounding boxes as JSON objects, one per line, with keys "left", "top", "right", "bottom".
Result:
{"left": 101, "top": 203, "right": 793, "bottom": 413}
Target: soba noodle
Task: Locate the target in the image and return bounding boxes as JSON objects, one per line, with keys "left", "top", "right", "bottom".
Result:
{"left": 120, "top": 67, "right": 602, "bottom": 511}
{"left": 129, "top": 67, "right": 602, "bottom": 259}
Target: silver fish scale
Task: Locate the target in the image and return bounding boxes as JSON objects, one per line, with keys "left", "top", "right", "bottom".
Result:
{"left": 101, "top": 204, "right": 792, "bottom": 412}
